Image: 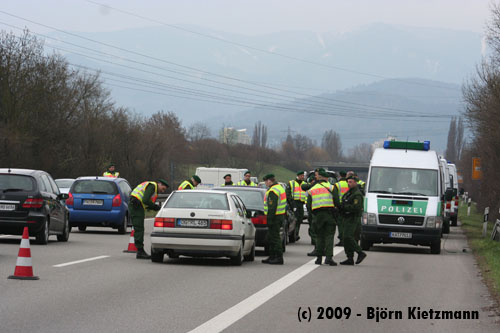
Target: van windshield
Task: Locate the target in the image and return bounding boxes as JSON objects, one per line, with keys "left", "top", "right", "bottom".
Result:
{"left": 368, "top": 167, "right": 438, "bottom": 196}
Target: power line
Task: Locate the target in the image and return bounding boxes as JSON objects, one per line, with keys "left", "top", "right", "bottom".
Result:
{"left": 84, "top": 0, "right": 461, "bottom": 92}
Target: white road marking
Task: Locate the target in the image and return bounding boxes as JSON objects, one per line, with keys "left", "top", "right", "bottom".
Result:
{"left": 189, "top": 247, "right": 345, "bottom": 333}
{"left": 53, "top": 255, "right": 110, "bottom": 268}
{"left": 0, "top": 235, "right": 15, "bottom": 238}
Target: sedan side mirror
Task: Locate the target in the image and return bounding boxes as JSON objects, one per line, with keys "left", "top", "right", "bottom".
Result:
{"left": 58, "top": 193, "right": 69, "bottom": 200}
{"left": 245, "top": 210, "right": 252, "bottom": 218}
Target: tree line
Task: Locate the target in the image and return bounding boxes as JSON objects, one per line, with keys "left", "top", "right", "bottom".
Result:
{"left": 0, "top": 30, "right": 372, "bottom": 188}
{"left": 454, "top": 3, "right": 500, "bottom": 221}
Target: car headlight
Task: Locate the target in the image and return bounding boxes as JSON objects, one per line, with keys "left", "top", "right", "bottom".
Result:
{"left": 362, "top": 212, "right": 377, "bottom": 225}
{"left": 426, "top": 216, "right": 442, "bottom": 228}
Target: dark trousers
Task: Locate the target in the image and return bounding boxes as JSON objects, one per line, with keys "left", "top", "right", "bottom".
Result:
{"left": 293, "top": 200, "right": 304, "bottom": 237}
{"left": 267, "top": 215, "right": 284, "bottom": 257}
{"left": 343, "top": 217, "right": 362, "bottom": 258}
{"left": 314, "top": 210, "right": 336, "bottom": 256}
{"left": 129, "top": 204, "right": 145, "bottom": 249}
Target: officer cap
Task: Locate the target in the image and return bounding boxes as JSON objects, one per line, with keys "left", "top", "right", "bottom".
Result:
{"left": 263, "top": 173, "right": 275, "bottom": 181}
{"left": 318, "top": 170, "right": 329, "bottom": 178}
{"left": 339, "top": 170, "right": 347, "bottom": 177}
{"left": 346, "top": 175, "right": 356, "bottom": 181}
{"left": 108, "top": 162, "right": 116, "bottom": 168}
{"left": 315, "top": 167, "right": 325, "bottom": 173}
{"left": 157, "top": 179, "right": 169, "bottom": 187}
{"left": 244, "top": 171, "right": 251, "bottom": 175}
{"left": 296, "top": 170, "right": 304, "bottom": 176}
{"left": 223, "top": 174, "right": 231, "bottom": 179}
{"left": 192, "top": 175, "right": 202, "bottom": 183}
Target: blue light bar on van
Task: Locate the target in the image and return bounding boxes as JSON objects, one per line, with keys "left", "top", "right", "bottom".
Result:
{"left": 383, "top": 140, "right": 430, "bottom": 151}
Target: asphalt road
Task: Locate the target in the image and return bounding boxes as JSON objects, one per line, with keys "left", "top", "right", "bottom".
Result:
{"left": 0, "top": 220, "right": 498, "bottom": 332}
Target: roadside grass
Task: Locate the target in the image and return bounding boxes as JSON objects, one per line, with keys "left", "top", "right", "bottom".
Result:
{"left": 459, "top": 202, "right": 500, "bottom": 302}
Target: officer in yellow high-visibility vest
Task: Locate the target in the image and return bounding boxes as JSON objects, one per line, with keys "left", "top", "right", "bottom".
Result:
{"left": 129, "top": 179, "right": 169, "bottom": 259}
{"left": 334, "top": 171, "right": 349, "bottom": 247}
{"left": 103, "top": 163, "right": 119, "bottom": 178}
{"left": 221, "top": 174, "right": 233, "bottom": 186}
{"left": 237, "top": 171, "right": 257, "bottom": 186}
{"left": 286, "top": 171, "right": 306, "bottom": 241}
{"left": 262, "top": 174, "right": 286, "bottom": 265}
{"left": 178, "top": 175, "right": 201, "bottom": 190}
{"left": 307, "top": 169, "right": 340, "bottom": 266}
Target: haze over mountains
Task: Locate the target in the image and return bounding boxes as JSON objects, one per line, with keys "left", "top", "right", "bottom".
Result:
{"left": 49, "top": 23, "right": 482, "bottom": 152}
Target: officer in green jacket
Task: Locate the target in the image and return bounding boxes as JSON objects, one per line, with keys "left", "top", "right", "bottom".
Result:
{"left": 238, "top": 171, "right": 257, "bottom": 186}
{"left": 308, "top": 169, "right": 340, "bottom": 266}
{"left": 178, "top": 175, "right": 201, "bottom": 190}
{"left": 286, "top": 171, "right": 306, "bottom": 241}
{"left": 221, "top": 174, "right": 234, "bottom": 186}
{"left": 129, "top": 179, "right": 169, "bottom": 259}
{"left": 339, "top": 176, "right": 367, "bottom": 265}
{"left": 262, "top": 174, "right": 286, "bottom": 265}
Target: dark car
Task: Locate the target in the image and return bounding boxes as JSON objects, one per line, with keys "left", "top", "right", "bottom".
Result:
{"left": 0, "top": 168, "right": 70, "bottom": 244}
{"left": 66, "top": 176, "right": 132, "bottom": 233}
{"left": 212, "top": 186, "right": 297, "bottom": 253}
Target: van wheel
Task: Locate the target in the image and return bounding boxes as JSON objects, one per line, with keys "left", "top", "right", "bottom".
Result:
{"left": 442, "top": 220, "right": 450, "bottom": 234}
{"left": 36, "top": 219, "right": 49, "bottom": 245}
{"left": 78, "top": 226, "right": 87, "bottom": 232}
{"left": 430, "top": 240, "right": 441, "bottom": 254}
{"left": 360, "top": 238, "right": 372, "bottom": 251}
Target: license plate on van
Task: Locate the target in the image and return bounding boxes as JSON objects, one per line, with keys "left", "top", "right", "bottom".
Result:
{"left": 390, "top": 232, "right": 412, "bottom": 239}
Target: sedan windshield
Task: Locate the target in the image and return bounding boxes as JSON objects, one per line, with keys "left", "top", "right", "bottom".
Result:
{"left": 166, "top": 192, "right": 229, "bottom": 210}
{"left": 368, "top": 167, "right": 438, "bottom": 196}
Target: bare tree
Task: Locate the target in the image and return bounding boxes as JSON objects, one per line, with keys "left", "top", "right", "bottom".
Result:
{"left": 187, "top": 122, "right": 211, "bottom": 141}
{"left": 321, "top": 130, "right": 343, "bottom": 161}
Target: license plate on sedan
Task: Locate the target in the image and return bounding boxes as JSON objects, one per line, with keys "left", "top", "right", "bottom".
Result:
{"left": 389, "top": 232, "right": 412, "bottom": 239}
{"left": 177, "top": 219, "right": 208, "bottom": 228}
{"left": 0, "top": 204, "right": 15, "bottom": 211}
{"left": 83, "top": 199, "right": 103, "bottom": 206}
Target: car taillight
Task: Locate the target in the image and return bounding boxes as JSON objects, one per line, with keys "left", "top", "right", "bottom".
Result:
{"left": 446, "top": 202, "right": 451, "bottom": 209}
{"left": 66, "top": 192, "right": 74, "bottom": 206}
{"left": 251, "top": 215, "right": 267, "bottom": 225}
{"left": 455, "top": 198, "right": 459, "bottom": 206}
{"left": 210, "top": 219, "right": 233, "bottom": 230}
{"left": 22, "top": 198, "right": 43, "bottom": 209}
{"left": 112, "top": 194, "right": 122, "bottom": 207}
{"left": 154, "top": 217, "right": 175, "bottom": 228}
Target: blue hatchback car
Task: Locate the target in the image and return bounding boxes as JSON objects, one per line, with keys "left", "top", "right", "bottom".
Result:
{"left": 66, "top": 176, "right": 132, "bottom": 233}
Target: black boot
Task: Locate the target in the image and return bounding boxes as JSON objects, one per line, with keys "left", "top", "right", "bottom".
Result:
{"left": 315, "top": 256, "right": 322, "bottom": 265}
{"left": 340, "top": 258, "right": 354, "bottom": 265}
{"left": 262, "top": 256, "right": 274, "bottom": 264}
{"left": 324, "top": 256, "right": 337, "bottom": 266}
{"left": 355, "top": 252, "right": 367, "bottom": 264}
{"left": 136, "top": 248, "right": 151, "bottom": 259}
{"left": 268, "top": 256, "right": 284, "bottom": 265}
{"left": 307, "top": 248, "right": 319, "bottom": 257}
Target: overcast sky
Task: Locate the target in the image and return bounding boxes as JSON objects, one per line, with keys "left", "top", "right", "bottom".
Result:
{"left": 0, "top": 0, "right": 495, "bottom": 35}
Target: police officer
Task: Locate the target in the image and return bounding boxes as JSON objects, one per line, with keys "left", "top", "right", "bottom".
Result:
{"left": 302, "top": 169, "right": 320, "bottom": 256}
{"left": 103, "top": 163, "right": 119, "bottom": 178}
{"left": 262, "top": 174, "right": 286, "bottom": 265}
{"left": 238, "top": 171, "right": 257, "bottom": 186}
{"left": 178, "top": 175, "right": 201, "bottom": 190}
{"left": 307, "top": 169, "right": 340, "bottom": 266}
{"left": 339, "top": 176, "right": 367, "bottom": 265}
{"left": 129, "top": 179, "right": 169, "bottom": 259}
{"left": 221, "top": 174, "right": 233, "bottom": 186}
{"left": 286, "top": 171, "right": 306, "bottom": 241}
{"left": 334, "top": 171, "right": 349, "bottom": 246}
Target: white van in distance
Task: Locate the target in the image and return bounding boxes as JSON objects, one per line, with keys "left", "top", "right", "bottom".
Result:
{"left": 361, "top": 140, "right": 444, "bottom": 254}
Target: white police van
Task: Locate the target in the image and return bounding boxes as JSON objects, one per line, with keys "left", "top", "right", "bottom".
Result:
{"left": 361, "top": 141, "right": 443, "bottom": 254}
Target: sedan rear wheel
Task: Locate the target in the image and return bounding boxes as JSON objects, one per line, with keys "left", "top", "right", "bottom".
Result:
{"left": 36, "top": 219, "right": 49, "bottom": 245}
{"left": 117, "top": 214, "right": 128, "bottom": 234}
{"left": 78, "top": 225, "right": 87, "bottom": 232}
{"left": 230, "top": 241, "right": 244, "bottom": 266}
{"left": 151, "top": 247, "right": 164, "bottom": 263}
{"left": 57, "top": 215, "right": 70, "bottom": 242}
{"left": 244, "top": 242, "right": 255, "bottom": 262}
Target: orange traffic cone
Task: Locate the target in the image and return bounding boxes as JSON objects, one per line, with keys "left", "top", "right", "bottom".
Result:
{"left": 123, "top": 229, "right": 138, "bottom": 253}
{"left": 8, "top": 227, "right": 39, "bottom": 280}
